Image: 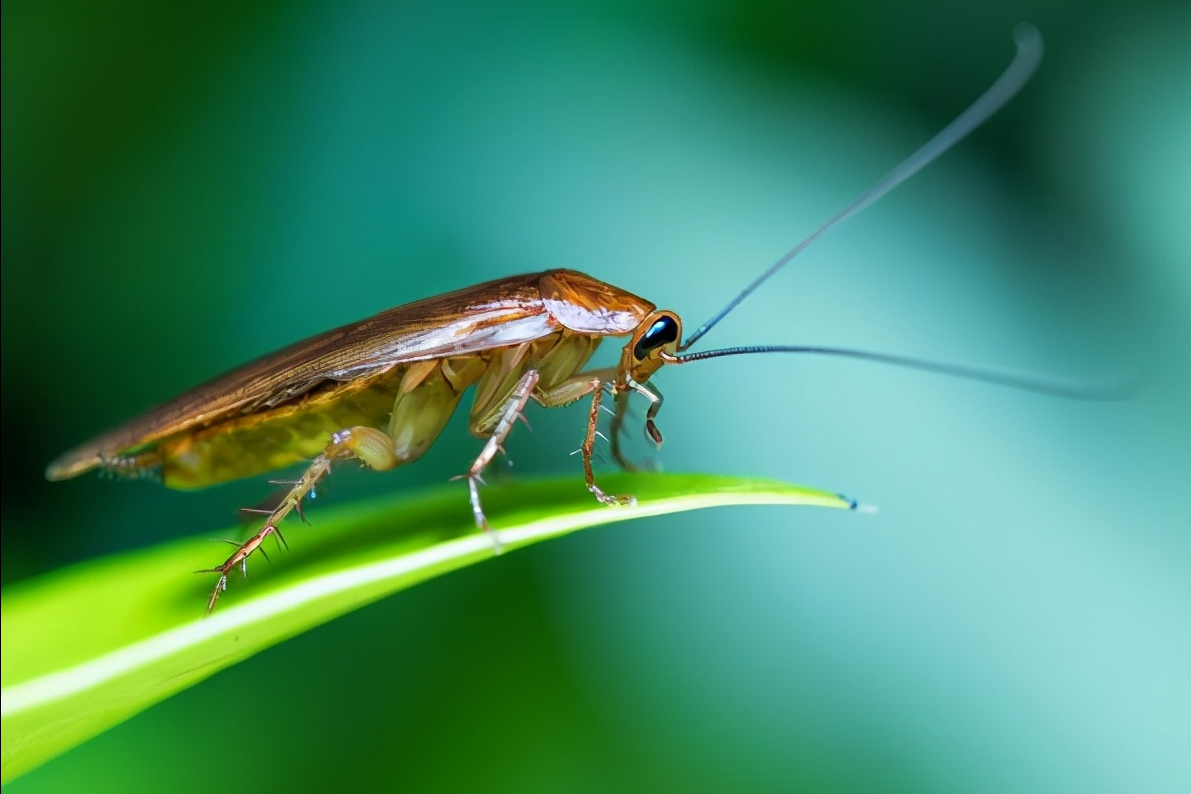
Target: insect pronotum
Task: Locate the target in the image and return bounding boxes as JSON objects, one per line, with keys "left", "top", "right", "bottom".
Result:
{"left": 48, "top": 27, "right": 1079, "bottom": 612}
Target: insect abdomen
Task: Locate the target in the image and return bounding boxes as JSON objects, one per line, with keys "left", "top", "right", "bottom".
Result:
{"left": 153, "top": 327, "right": 607, "bottom": 489}
{"left": 157, "top": 369, "right": 412, "bottom": 489}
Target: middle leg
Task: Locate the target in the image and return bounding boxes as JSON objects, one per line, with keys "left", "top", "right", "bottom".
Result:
{"left": 457, "top": 368, "right": 541, "bottom": 549}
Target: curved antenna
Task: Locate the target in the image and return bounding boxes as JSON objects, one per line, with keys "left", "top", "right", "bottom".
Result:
{"left": 680, "top": 24, "right": 1044, "bottom": 352}
{"left": 664, "top": 344, "right": 1132, "bottom": 400}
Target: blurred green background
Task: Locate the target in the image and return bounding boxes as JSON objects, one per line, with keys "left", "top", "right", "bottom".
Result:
{"left": 3, "top": 0, "right": 1188, "bottom": 792}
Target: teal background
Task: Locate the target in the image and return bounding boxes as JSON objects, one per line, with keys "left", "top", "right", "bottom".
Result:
{"left": 3, "top": 1, "right": 1188, "bottom": 792}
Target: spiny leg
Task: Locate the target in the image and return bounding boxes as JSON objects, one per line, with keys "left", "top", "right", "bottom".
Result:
{"left": 457, "top": 369, "right": 540, "bottom": 551}
{"left": 201, "top": 456, "right": 329, "bottom": 613}
{"left": 201, "top": 425, "right": 396, "bottom": 613}
{"left": 580, "top": 385, "right": 635, "bottom": 507}
{"left": 533, "top": 371, "right": 634, "bottom": 507}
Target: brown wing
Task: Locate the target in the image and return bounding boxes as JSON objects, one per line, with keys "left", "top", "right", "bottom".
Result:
{"left": 47, "top": 273, "right": 560, "bottom": 481}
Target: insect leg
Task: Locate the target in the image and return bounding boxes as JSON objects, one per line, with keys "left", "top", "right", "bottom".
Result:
{"left": 201, "top": 426, "right": 396, "bottom": 613}
{"left": 626, "top": 376, "right": 665, "bottom": 446}
{"left": 609, "top": 388, "right": 635, "bottom": 472}
{"left": 457, "top": 369, "right": 540, "bottom": 550}
{"left": 580, "top": 385, "right": 635, "bottom": 507}
{"left": 535, "top": 373, "right": 635, "bottom": 507}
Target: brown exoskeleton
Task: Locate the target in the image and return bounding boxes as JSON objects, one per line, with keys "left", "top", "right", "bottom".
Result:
{"left": 50, "top": 28, "right": 1082, "bottom": 612}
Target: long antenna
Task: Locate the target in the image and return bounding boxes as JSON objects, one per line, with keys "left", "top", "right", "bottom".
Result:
{"left": 665, "top": 345, "right": 1132, "bottom": 400}
{"left": 680, "top": 24, "right": 1044, "bottom": 352}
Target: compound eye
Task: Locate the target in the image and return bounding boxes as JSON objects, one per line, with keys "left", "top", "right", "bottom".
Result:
{"left": 633, "top": 314, "right": 680, "bottom": 360}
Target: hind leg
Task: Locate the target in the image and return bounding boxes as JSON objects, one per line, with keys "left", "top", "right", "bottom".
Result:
{"left": 202, "top": 360, "right": 476, "bottom": 612}
{"left": 202, "top": 426, "right": 398, "bottom": 612}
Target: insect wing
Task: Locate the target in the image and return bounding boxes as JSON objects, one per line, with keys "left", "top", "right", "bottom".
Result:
{"left": 47, "top": 273, "right": 557, "bottom": 480}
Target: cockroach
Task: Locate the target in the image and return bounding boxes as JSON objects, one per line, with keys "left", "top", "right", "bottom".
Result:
{"left": 48, "top": 27, "right": 1079, "bottom": 612}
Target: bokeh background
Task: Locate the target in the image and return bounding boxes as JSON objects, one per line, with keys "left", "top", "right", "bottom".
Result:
{"left": 3, "top": 1, "right": 1188, "bottom": 792}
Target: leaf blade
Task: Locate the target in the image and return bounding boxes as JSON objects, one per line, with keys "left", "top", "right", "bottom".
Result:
{"left": 1, "top": 473, "right": 854, "bottom": 782}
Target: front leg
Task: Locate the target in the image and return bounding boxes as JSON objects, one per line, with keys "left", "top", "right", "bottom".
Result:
{"left": 628, "top": 376, "right": 665, "bottom": 447}
{"left": 535, "top": 370, "right": 634, "bottom": 508}
{"left": 609, "top": 378, "right": 665, "bottom": 472}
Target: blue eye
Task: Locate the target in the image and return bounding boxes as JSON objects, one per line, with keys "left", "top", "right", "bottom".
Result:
{"left": 633, "top": 315, "right": 679, "bottom": 360}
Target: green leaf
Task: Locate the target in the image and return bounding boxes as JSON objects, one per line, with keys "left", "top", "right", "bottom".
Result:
{"left": 0, "top": 473, "right": 853, "bottom": 783}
